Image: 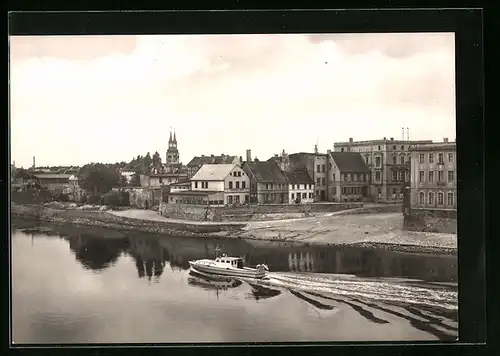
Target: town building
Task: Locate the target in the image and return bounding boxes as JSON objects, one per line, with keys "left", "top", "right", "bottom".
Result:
{"left": 186, "top": 154, "right": 241, "bottom": 179}
{"left": 328, "top": 152, "right": 371, "bottom": 202}
{"left": 284, "top": 170, "right": 315, "bottom": 204}
{"left": 333, "top": 137, "right": 432, "bottom": 202}
{"left": 169, "top": 181, "right": 191, "bottom": 193}
{"left": 139, "top": 172, "right": 189, "bottom": 188}
{"left": 11, "top": 169, "right": 37, "bottom": 191}
{"left": 287, "top": 147, "right": 329, "bottom": 202}
{"left": 67, "top": 175, "right": 85, "bottom": 201}
{"left": 409, "top": 139, "right": 457, "bottom": 210}
{"left": 165, "top": 163, "right": 250, "bottom": 206}
{"left": 32, "top": 172, "right": 72, "bottom": 193}
{"left": 242, "top": 160, "right": 288, "bottom": 204}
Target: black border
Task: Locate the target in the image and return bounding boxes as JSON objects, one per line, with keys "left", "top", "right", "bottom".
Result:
{"left": 6, "top": 8, "right": 487, "bottom": 356}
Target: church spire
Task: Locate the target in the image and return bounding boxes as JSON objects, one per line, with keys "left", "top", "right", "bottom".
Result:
{"left": 169, "top": 127, "right": 172, "bottom": 143}
{"left": 173, "top": 129, "right": 177, "bottom": 143}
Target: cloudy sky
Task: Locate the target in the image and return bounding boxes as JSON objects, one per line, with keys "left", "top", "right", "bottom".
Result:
{"left": 9, "top": 33, "right": 455, "bottom": 168}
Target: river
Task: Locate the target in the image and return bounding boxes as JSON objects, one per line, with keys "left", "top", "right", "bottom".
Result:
{"left": 11, "top": 218, "right": 458, "bottom": 344}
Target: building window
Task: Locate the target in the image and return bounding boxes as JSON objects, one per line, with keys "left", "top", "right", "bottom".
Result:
{"left": 429, "top": 153, "right": 434, "bottom": 164}
{"left": 393, "top": 145, "right": 396, "bottom": 150}
{"left": 392, "top": 170, "right": 398, "bottom": 181}
{"left": 242, "top": 181, "right": 246, "bottom": 189}
{"left": 448, "top": 171, "right": 454, "bottom": 182}
{"left": 392, "top": 156, "right": 397, "bottom": 164}
{"left": 302, "top": 193, "right": 307, "bottom": 199}
{"left": 419, "top": 154, "right": 424, "bottom": 163}
{"left": 228, "top": 196, "right": 233, "bottom": 204}
{"left": 195, "top": 181, "right": 198, "bottom": 188}
{"left": 428, "top": 192, "right": 434, "bottom": 205}
{"left": 375, "top": 156, "right": 381, "bottom": 167}
{"left": 316, "top": 178, "right": 320, "bottom": 185}
{"left": 321, "top": 178, "right": 326, "bottom": 185}
{"left": 322, "top": 165, "right": 326, "bottom": 173}
{"left": 236, "top": 181, "right": 240, "bottom": 189}
{"left": 438, "top": 153, "right": 444, "bottom": 164}
{"left": 341, "top": 148, "right": 344, "bottom": 152}
{"left": 419, "top": 191, "right": 425, "bottom": 204}
{"left": 378, "top": 146, "right": 381, "bottom": 151}
{"left": 438, "top": 192, "right": 444, "bottom": 205}
{"left": 428, "top": 171, "right": 434, "bottom": 183}
{"left": 365, "top": 155, "right": 369, "bottom": 164}
{"left": 375, "top": 171, "right": 381, "bottom": 182}
{"left": 448, "top": 153, "right": 454, "bottom": 162}
{"left": 229, "top": 181, "right": 233, "bottom": 189}
{"left": 438, "top": 171, "right": 444, "bottom": 182}
{"left": 291, "top": 193, "right": 295, "bottom": 200}
{"left": 419, "top": 171, "right": 425, "bottom": 182}
{"left": 317, "top": 165, "right": 320, "bottom": 173}
{"left": 343, "top": 173, "right": 348, "bottom": 181}
{"left": 332, "top": 174, "right": 336, "bottom": 182}
{"left": 401, "top": 146, "right": 404, "bottom": 150}
{"left": 235, "top": 195, "right": 240, "bottom": 203}
{"left": 447, "top": 192, "right": 454, "bottom": 206}
{"left": 400, "top": 156, "right": 405, "bottom": 165}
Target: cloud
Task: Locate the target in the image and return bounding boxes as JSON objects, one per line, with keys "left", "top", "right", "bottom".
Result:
{"left": 9, "top": 34, "right": 455, "bottom": 168}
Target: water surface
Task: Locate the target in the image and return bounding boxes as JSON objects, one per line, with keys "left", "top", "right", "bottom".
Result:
{"left": 11, "top": 219, "right": 458, "bottom": 344}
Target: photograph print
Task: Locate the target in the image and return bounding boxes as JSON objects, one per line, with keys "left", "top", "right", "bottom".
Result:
{"left": 10, "top": 32, "right": 458, "bottom": 344}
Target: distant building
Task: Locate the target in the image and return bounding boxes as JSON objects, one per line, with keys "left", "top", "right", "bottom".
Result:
{"left": 186, "top": 154, "right": 240, "bottom": 179}
{"left": 140, "top": 172, "right": 189, "bottom": 188}
{"left": 166, "top": 129, "right": 180, "bottom": 167}
{"left": 287, "top": 149, "right": 329, "bottom": 202}
{"left": 328, "top": 151, "right": 371, "bottom": 202}
{"left": 284, "top": 170, "right": 315, "bottom": 204}
{"left": 32, "top": 173, "right": 72, "bottom": 193}
{"left": 242, "top": 160, "right": 288, "bottom": 204}
{"left": 409, "top": 139, "right": 457, "bottom": 210}
{"left": 68, "top": 175, "right": 85, "bottom": 201}
{"left": 333, "top": 137, "right": 432, "bottom": 201}
{"left": 11, "top": 169, "right": 37, "bottom": 191}
{"left": 169, "top": 181, "right": 191, "bottom": 193}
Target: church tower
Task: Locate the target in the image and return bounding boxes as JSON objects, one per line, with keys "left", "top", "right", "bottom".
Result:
{"left": 166, "top": 128, "right": 180, "bottom": 166}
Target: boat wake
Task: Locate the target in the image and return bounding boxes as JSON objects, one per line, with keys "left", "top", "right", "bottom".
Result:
{"left": 239, "top": 271, "right": 457, "bottom": 311}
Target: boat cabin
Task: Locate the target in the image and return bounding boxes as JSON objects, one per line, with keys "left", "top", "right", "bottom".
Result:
{"left": 215, "top": 256, "right": 244, "bottom": 269}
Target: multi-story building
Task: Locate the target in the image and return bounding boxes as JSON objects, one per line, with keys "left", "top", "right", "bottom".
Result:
{"left": 282, "top": 146, "right": 329, "bottom": 202}
{"left": 165, "top": 164, "right": 250, "bottom": 206}
{"left": 333, "top": 137, "right": 432, "bottom": 202}
{"left": 186, "top": 154, "right": 241, "bottom": 179}
{"left": 328, "top": 152, "right": 371, "bottom": 202}
{"left": 409, "top": 139, "right": 457, "bottom": 210}
{"left": 284, "top": 170, "right": 315, "bottom": 204}
{"left": 242, "top": 160, "right": 289, "bottom": 204}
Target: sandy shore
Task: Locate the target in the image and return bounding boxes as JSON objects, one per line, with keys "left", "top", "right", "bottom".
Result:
{"left": 11, "top": 203, "right": 457, "bottom": 254}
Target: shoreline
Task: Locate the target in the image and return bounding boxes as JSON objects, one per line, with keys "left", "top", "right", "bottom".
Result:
{"left": 11, "top": 203, "right": 457, "bottom": 255}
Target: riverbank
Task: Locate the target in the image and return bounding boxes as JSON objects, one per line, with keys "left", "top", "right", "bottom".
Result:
{"left": 11, "top": 203, "right": 457, "bottom": 254}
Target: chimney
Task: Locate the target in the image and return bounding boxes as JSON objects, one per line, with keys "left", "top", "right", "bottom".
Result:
{"left": 443, "top": 138, "right": 449, "bottom": 143}
{"left": 239, "top": 156, "right": 243, "bottom": 163}
{"left": 327, "top": 149, "right": 331, "bottom": 156}
{"left": 390, "top": 137, "right": 394, "bottom": 141}
{"left": 383, "top": 137, "right": 386, "bottom": 140}
{"left": 246, "top": 149, "right": 251, "bottom": 162}
{"left": 254, "top": 157, "right": 259, "bottom": 162}
{"left": 33, "top": 156, "right": 36, "bottom": 169}
{"left": 211, "top": 154, "right": 214, "bottom": 157}
{"left": 314, "top": 144, "right": 318, "bottom": 154}
{"left": 349, "top": 137, "right": 353, "bottom": 143}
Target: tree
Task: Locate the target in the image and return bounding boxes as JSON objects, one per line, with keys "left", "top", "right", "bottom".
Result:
{"left": 129, "top": 173, "right": 140, "bottom": 187}
{"left": 118, "top": 175, "right": 128, "bottom": 187}
{"left": 77, "top": 163, "right": 122, "bottom": 195}
{"left": 152, "top": 151, "right": 162, "bottom": 172}
{"left": 142, "top": 152, "right": 152, "bottom": 174}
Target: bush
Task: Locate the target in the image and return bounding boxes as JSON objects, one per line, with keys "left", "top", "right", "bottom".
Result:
{"left": 53, "top": 192, "right": 70, "bottom": 202}
{"left": 87, "top": 195, "right": 102, "bottom": 205}
{"left": 102, "top": 190, "right": 130, "bottom": 207}
{"left": 80, "top": 195, "right": 87, "bottom": 204}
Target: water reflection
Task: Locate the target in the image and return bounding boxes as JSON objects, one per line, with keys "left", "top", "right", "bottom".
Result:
{"left": 13, "top": 221, "right": 457, "bottom": 283}
{"left": 246, "top": 282, "right": 282, "bottom": 301}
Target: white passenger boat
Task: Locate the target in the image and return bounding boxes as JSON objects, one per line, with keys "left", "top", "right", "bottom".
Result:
{"left": 189, "top": 254, "right": 269, "bottom": 279}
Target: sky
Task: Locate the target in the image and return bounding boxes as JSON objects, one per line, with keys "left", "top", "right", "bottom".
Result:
{"left": 9, "top": 33, "right": 456, "bottom": 168}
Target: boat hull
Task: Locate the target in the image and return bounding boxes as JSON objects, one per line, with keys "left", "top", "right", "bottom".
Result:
{"left": 189, "top": 261, "right": 266, "bottom": 279}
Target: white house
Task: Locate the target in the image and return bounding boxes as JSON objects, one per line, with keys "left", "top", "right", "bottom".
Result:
{"left": 284, "top": 170, "right": 315, "bottom": 204}
{"left": 191, "top": 163, "right": 250, "bottom": 205}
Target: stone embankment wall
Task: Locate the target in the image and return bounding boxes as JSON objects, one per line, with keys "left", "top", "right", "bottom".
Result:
{"left": 404, "top": 208, "right": 457, "bottom": 234}
{"left": 159, "top": 202, "right": 363, "bottom": 222}
{"left": 11, "top": 203, "right": 245, "bottom": 234}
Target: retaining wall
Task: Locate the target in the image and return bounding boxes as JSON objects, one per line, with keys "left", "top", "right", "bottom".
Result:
{"left": 404, "top": 208, "right": 457, "bottom": 234}
{"left": 159, "top": 202, "right": 363, "bottom": 222}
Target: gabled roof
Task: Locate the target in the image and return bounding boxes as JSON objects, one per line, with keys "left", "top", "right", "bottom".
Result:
{"left": 284, "top": 170, "right": 314, "bottom": 185}
{"left": 329, "top": 152, "right": 370, "bottom": 173}
{"left": 243, "top": 161, "right": 288, "bottom": 183}
{"left": 191, "top": 164, "right": 236, "bottom": 181}
{"left": 187, "top": 155, "right": 239, "bottom": 167}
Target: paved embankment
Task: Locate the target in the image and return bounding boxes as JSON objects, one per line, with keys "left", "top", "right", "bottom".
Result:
{"left": 11, "top": 203, "right": 457, "bottom": 254}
